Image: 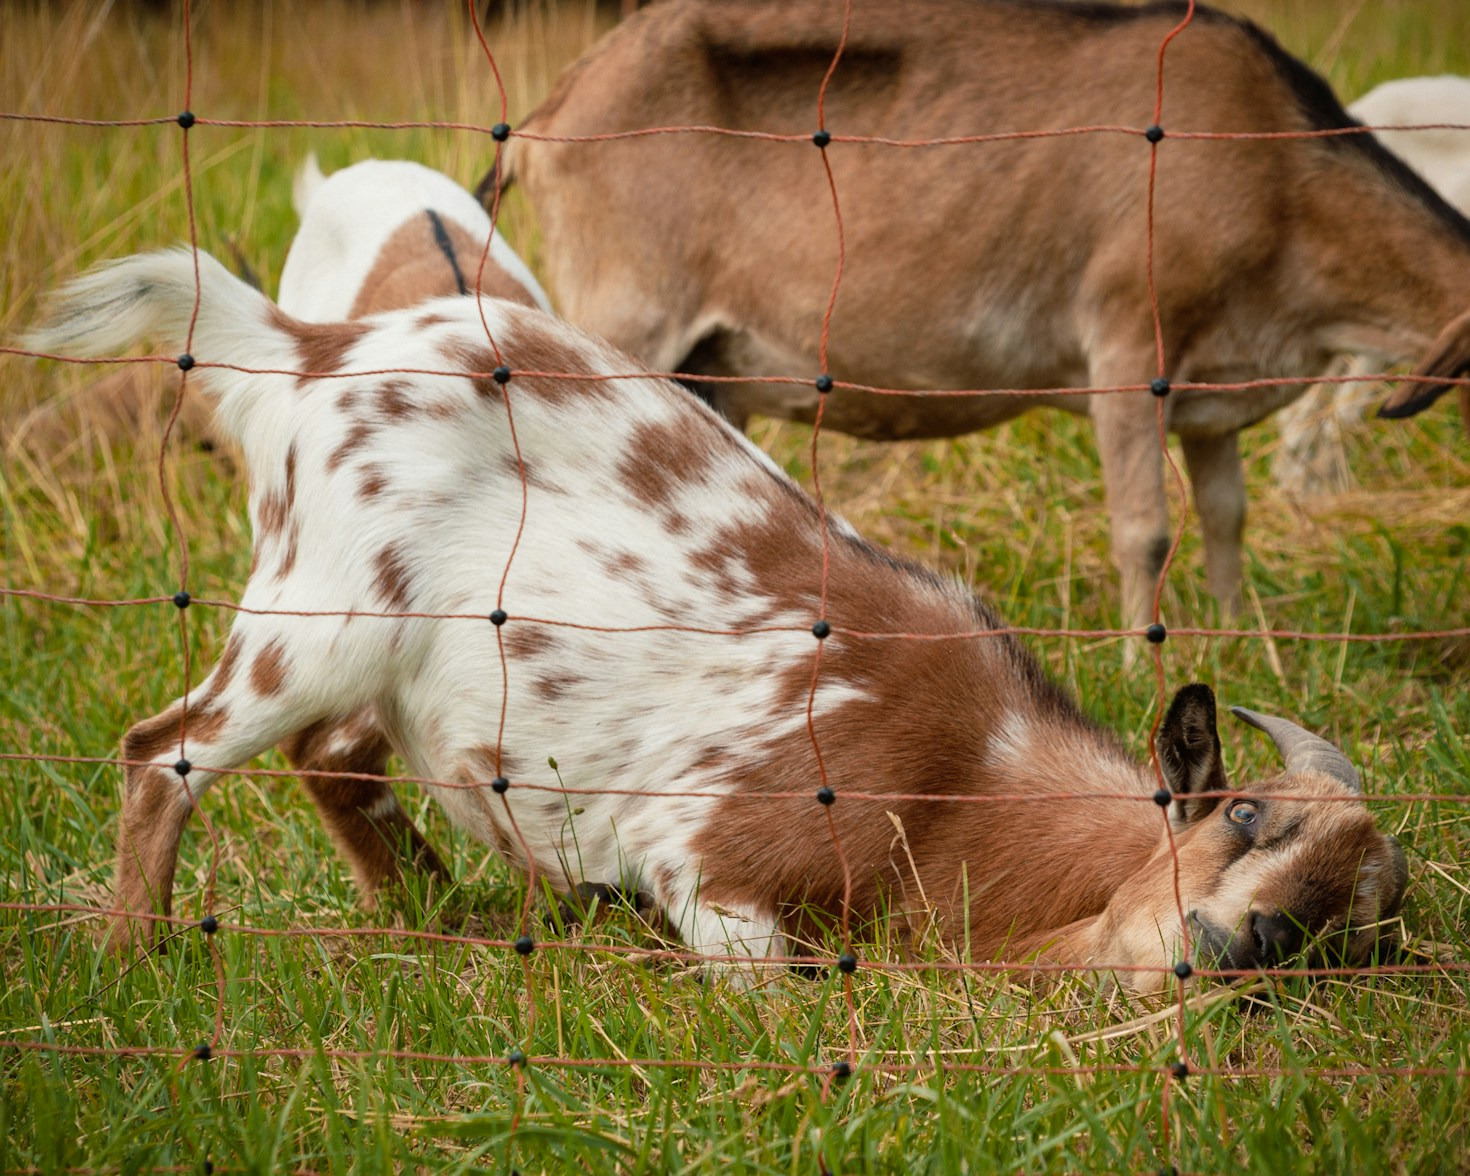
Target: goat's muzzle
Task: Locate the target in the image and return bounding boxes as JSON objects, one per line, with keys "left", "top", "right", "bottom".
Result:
{"left": 1188, "top": 907, "right": 1308, "bottom": 972}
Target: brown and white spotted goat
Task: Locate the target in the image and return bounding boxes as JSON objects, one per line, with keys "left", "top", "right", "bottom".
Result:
{"left": 269, "top": 155, "right": 550, "bottom": 890}
{"left": 28, "top": 250, "right": 1407, "bottom": 990}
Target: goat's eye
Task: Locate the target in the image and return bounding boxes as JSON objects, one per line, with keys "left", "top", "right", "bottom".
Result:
{"left": 1226, "top": 800, "right": 1259, "bottom": 826}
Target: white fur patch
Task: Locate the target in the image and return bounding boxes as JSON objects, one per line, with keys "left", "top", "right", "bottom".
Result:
{"left": 985, "top": 710, "right": 1033, "bottom": 770}
{"left": 364, "top": 791, "right": 402, "bottom": 821}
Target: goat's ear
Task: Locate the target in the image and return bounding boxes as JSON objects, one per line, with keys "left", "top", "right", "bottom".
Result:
{"left": 1379, "top": 307, "right": 1470, "bottom": 420}
{"left": 1157, "top": 683, "right": 1227, "bottom": 825}
{"left": 473, "top": 162, "right": 503, "bottom": 212}
{"left": 1380, "top": 836, "right": 1410, "bottom": 920}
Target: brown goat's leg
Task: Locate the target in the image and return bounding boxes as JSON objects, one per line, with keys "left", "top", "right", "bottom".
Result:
{"left": 281, "top": 710, "right": 448, "bottom": 898}
{"left": 1180, "top": 431, "right": 1245, "bottom": 617}
{"left": 1091, "top": 387, "right": 1171, "bottom": 634}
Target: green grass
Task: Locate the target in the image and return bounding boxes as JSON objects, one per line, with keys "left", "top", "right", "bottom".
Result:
{"left": 2, "top": 0, "right": 1469, "bottom": 1171}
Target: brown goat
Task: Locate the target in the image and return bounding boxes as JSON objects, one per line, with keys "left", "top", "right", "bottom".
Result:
{"left": 497, "top": 0, "right": 1470, "bottom": 628}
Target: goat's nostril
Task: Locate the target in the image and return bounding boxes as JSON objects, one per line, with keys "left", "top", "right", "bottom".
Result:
{"left": 1251, "top": 913, "right": 1271, "bottom": 962}
{"left": 1251, "top": 910, "right": 1306, "bottom": 964}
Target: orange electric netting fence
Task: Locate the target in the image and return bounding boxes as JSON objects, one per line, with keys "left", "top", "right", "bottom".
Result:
{"left": 2, "top": 0, "right": 1468, "bottom": 1172}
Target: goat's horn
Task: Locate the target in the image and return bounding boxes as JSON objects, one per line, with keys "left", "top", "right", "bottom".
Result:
{"left": 1229, "top": 707, "right": 1361, "bottom": 792}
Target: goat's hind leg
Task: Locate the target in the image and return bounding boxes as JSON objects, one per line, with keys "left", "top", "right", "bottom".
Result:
{"left": 109, "top": 641, "right": 334, "bottom": 954}
{"left": 281, "top": 708, "right": 448, "bottom": 901}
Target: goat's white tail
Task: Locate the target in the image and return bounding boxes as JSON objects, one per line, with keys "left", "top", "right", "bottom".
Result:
{"left": 24, "top": 248, "right": 297, "bottom": 446}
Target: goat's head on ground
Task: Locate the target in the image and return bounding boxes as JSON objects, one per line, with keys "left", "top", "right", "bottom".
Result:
{"left": 1074, "top": 686, "right": 1409, "bottom": 991}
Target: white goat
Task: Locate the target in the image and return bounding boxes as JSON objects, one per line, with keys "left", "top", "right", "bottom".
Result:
{"left": 1354, "top": 76, "right": 1470, "bottom": 214}
{"left": 27, "top": 248, "right": 1406, "bottom": 991}
{"left": 279, "top": 155, "right": 550, "bottom": 321}
{"left": 1275, "top": 75, "right": 1470, "bottom": 494}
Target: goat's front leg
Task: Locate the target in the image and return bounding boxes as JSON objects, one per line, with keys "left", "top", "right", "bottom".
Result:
{"left": 1180, "top": 431, "right": 1245, "bottom": 618}
{"left": 651, "top": 861, "right": 785, "bottom": 988}
{"left": 281, "top": 708, "right": 448, "bottom": 899}
{"left": 1090, "top": 388, "right": 1171, "bottom": 634}
{"left": 110, "top": 662, "right": 323, "bottom": 953}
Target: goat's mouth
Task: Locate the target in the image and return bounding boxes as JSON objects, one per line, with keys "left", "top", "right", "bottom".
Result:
{"left": 1186, "top": 910, "right": 1399, "bottom": 976}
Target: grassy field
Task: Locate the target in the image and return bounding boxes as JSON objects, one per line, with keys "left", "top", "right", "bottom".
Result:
{"left": 2, "top": 0, "right": 1468, "bottom": 1171}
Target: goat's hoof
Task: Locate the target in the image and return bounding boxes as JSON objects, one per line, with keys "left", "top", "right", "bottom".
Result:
{"left": 550, "top": 881, "right": 653, "bottom": 929}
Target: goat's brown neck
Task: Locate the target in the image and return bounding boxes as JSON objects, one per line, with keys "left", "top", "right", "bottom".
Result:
{"left": 954, "top": 723, "right": 1166, "bottom": 955}
{"left": 1293, "top": 148, "right": 1470, "bottom": 354}
{"left": 814, "top": 618, "right": 1170, "bottom": 953}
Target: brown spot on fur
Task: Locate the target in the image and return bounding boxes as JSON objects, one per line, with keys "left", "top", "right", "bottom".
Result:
{"left": 467, "top": 744, "right": 522, "bottom": 781}
{"left": 284, "top": 442, "right": 298, "bottom": 511}
{"left": 445, "top": 324, "right": 616, "bottom": 411}
{"left": 532, "top": 674, "right": 585, "bottom": 703}
{"left": 504, "top": 624, "right": 555, "bottom": 660}
{"left": 121, "top": 705, "right": 188, "bottom": 766}
{"left": 501, "top": 453, "right": 559, "bottom": 493}
{"left": 252, "top": 443, "right": 300, "bottom": 562}
{"left": 606, "top": 549, "right": 647, "bottom": 579}
{"left": 250, "top": 639, "right": 290, "bottom": 696}
{"left": 359, "top": 467, "right": 389, "bottom": 500}
{"left": 211, "top": 633, "right": 245, "bottom": 694}
{"left": 616, "top": 417, "right": 725, "bottom": 510}
{"left": 256, "top": 489, "right": 289, "bottom": 539}
{"left": 444, "top": 342, "right": 504, "bottom": 404}
{"left": 689, "top": 745, "right": 729, "bottom": 774}
{"left": 376, "top": 380, "right": 417, "bottom": 420}
{"left": 268, "top": 306, "right": 369, "bottom": 384}
{"left": 416, "top": 311, "right": 451, "bottom": 331}
{"left": 122, "top": 699, "right": 229, "bottom": 765}
{"left": 373, "top": 545, "right": 413, "bottom": 612}
{"left": 276, "top": 524, "right": 300, "bottom": 581}
{"left": 349, "top": 215, "right": 543, "bottom": 319}
{"left": 181, "top": 702, "right": 229, "bottom": 748}
{"left": 687, "top": 541, "right": 745, "bottom": 602}
{"left": 326, "top": 421, "right": 375, "bottom": 473}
